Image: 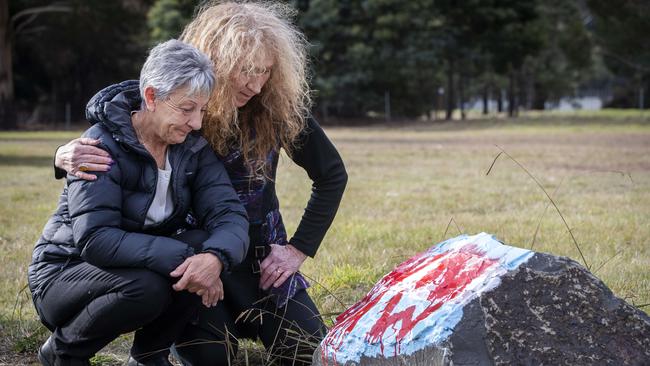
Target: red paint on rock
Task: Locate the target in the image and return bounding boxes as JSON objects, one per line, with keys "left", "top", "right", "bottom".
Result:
{"left": 322, "top": 243, "right": 500, "bottom": 360}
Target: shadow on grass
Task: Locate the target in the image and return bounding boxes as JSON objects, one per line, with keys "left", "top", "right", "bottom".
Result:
{"left": 0, "top": 155, "right": 52, "bottom": 167}
{"left": 0, "top": 315, "right": 44, "bottom": 365}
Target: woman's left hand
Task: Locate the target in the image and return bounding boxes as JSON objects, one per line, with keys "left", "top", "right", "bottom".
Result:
{"left": 259, "top": 244, "right": 307, "bottom": 290}
{"left": 171, "top": 253, "right": 224, "bottom": 307}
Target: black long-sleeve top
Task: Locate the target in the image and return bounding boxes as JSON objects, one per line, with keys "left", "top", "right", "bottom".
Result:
{"left": 219, "top": 117, "right": 348, "bottom": 257}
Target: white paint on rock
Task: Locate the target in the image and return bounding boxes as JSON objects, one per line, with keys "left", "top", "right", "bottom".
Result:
{"left": 319, "top": 232, "right": 534, "bottom": 365}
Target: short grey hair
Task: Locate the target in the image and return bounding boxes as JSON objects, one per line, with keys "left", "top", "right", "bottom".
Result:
{"left": 139, "top": 39, "right": 215, "bottom": 103}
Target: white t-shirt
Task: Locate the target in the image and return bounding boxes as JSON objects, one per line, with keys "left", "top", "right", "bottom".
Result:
{"left": 144, "top": 152, "right": 174, "bottom": 227}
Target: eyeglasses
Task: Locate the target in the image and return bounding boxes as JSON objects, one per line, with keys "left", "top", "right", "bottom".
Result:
{"left": 240, "top": 65, "right": 272, "bottom": 77}
{"left": 163, "top": 98, "right": 207, "bottom": 117}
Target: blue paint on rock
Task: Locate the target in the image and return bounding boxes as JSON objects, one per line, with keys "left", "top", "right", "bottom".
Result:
{"left": 320, "top": 233, "right": 534, "bottom": 364}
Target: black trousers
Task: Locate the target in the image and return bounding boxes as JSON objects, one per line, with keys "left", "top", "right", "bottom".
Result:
{"left": 174, "top": 257, "right": 327, "bottom": 366}
{"left": 33, "top": 230, "right": 206, "bottom": 361}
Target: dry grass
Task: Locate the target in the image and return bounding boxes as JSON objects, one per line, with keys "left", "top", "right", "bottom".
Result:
{"left": 1, "top": 114, "right": 649, "bottom": 364}
{"left": 281, "top": 118, "right": 650, "bottom": 319}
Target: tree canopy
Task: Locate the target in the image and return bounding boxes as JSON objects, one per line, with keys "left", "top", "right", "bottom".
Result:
{"left": 1, "top": 0, "right": 647, "bottom": 129}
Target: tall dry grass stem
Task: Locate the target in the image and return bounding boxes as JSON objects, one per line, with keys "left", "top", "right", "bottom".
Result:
{"left": 487, "top": 146, "right": 590, "bottom": 270}
{"left": 441, "top": 216, "right": 464, "bottom": 241}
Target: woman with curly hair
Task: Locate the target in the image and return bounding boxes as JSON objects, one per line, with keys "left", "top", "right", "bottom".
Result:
{"left": 53, "top": 1, "right": 347, "bottom": 365}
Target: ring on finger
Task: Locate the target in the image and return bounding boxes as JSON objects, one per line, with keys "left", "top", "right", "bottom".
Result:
{"left": 78, "top": 164, "right": 89, "bottom": 172}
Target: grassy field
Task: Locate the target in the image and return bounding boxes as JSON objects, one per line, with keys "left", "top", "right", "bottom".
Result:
{"left": 1, "top": 114, "right": 649, "bottom": 364}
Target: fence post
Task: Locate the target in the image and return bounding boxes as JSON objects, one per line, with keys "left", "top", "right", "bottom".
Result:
{"left": 640, "top": 87, "right": 644, "bottom": 110}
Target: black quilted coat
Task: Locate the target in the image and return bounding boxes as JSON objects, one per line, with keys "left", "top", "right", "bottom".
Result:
{"left": 28, "top": 80, "right": 249, "bottom": 299}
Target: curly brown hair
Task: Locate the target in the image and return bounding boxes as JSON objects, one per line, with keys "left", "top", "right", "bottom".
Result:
{"left": 180, "top": 1, "right": 311, "bottom": 176}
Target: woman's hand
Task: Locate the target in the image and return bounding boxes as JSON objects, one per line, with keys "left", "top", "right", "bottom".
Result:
{"left": 259, "top": 244, "right": 307, "bottom": 290}
{"left": 170, "top": 253, "right": 224, "bottom": 307}
{"left": 55, "top": 138, "right": 113, "bottom": 180}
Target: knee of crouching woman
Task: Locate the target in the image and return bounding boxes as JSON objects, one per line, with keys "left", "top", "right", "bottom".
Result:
{"left": 123, "top": 269, "right": 173, "bottom": 314}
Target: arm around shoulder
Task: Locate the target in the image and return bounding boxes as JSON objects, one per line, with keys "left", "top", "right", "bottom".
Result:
{"left": 52, "top": 136, "right": 113, "bottom": 181}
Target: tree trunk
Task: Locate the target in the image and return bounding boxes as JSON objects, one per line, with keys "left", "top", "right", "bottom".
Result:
{"left": 639, "top": 86, "right": 645, "bottom": 110}
{"left": 518, "top": 72, "right": 528, "bottom": 111}
{"left": 508, "top": 71, "right": 517, "bottom": 117}
{"left": 435, "top": 86, "right": 443, "bottom": 121}
{"left": 532, "top": 81, "right": 547, "bottom": 110}
{"left": 0, "top": 0, "right": 16, "bottom": 129}
{"left": 384, "top": 90, "right": 391, "bottom": 122}
{"left": 482, "top": 83, "right": 489, "bottom": 115}
{"left": 459, "top": 74, "right": 466, "bottom": 120}
{"left": 497, "top": 88, "right": 503, "bottom": 113}
{"left": 445, "top": 57, "right": 455, "bottom": 121}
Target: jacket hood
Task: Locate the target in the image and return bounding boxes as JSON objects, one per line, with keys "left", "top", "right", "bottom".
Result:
{"left": 85, "top": 80, "right": 141, "bottom": 145}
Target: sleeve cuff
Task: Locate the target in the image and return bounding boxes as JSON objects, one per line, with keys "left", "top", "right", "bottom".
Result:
{"left": 288, "top": 239, "right": 317, "bottom": 258}
{"left": 201, "top": 249, "right": 232, "bottom": 273}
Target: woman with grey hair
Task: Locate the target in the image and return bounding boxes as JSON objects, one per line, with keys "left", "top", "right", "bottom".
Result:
{"left": 28, "top": 39, "right": 249, "bottom": 366}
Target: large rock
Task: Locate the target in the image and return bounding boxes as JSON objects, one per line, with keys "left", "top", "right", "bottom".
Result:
{"left": 313, "top": 233, "right": 650, "bottom": 366}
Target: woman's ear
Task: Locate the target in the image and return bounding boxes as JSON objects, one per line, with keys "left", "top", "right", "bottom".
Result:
{"left": 143, "top": 86, "right": 157, "bottom": 111}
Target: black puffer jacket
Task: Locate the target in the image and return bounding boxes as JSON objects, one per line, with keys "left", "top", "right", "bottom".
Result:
{"left": 28, "top": 80, "right": 249, "bottom": 298}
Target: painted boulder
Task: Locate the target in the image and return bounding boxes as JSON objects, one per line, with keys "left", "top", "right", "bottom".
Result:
{"left": 313, "top": 233, "right": 650, "bottom": 366}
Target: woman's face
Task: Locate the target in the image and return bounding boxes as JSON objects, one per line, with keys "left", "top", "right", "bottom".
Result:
{"left": 231, "top": 53, "right": 274, "bottom": 108}
{"left": 153, "top": 86, "right": 210, "bottom": 144}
